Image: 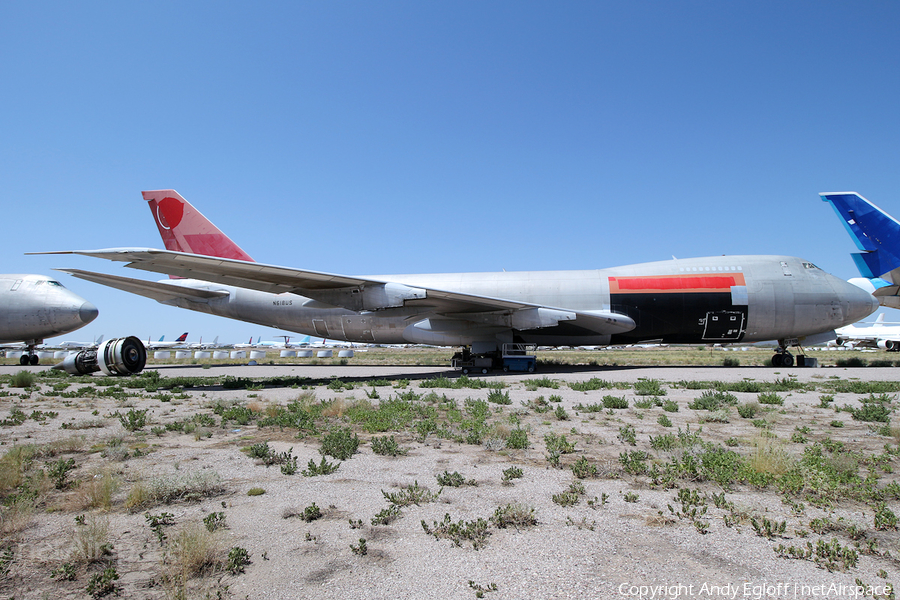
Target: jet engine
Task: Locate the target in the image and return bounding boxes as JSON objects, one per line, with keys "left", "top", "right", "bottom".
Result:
{"left": 54, "top": 336, "right": 147, "bottom": 376}
{"left": 877, "top": 339, "right": 900, "bottom": 351}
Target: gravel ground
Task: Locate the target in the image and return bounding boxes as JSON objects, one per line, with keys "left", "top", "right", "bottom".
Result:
{"left": 1, "top": 362, "right": 898, "bottom": 599}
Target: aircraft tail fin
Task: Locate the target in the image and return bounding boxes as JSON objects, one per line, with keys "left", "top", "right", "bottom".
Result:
{"left": 142, "top": 190, "right": 255, "bottom": 262}
{"left": 176, "top": 332, "right": 188, "bottom": 343}
{"left": 822, "top": 192, "right": 900, "bottom": 308}
{"left": 821, "top": 192, "right": 900, "bottom": 280}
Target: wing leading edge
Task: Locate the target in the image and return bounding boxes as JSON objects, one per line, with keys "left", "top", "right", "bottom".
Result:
{"left": 56, "top": 269, "right": 229, "bottom": 304}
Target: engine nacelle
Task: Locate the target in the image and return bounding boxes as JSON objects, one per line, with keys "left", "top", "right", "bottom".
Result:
{"left": 878, "top": 339, "right": 900, "bottom": 351}
{"left": 54, "top": 336, "right": 147, "bottom": 376}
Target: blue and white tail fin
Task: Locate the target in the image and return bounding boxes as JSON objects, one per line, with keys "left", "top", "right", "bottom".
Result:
{"left": 821, "top": 191, "right": 900, "bottom": 307}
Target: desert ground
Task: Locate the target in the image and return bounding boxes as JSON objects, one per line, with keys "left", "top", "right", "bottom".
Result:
{"left": 1, "top": 349, "right": 900, "bottom": 599}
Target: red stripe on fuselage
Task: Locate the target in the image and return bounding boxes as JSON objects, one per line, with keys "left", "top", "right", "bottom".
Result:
{"left": 609, "top": 274, "right": 746, "bottom": 294}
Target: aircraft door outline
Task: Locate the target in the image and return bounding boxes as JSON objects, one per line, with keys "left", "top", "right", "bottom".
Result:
{"left": 702, "top": 310, "right": 745, "bottom": 341}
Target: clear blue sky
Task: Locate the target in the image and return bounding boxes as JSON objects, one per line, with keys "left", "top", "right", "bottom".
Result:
{"left": 3, "top": 1, "right": 899, "bottom": 344}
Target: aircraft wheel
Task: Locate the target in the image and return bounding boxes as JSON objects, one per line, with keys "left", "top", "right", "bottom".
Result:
{"left": 19, "top": 354, "right": 29, "bottom": 366}
{"left": 781, "top": 353, "right": 794, "bottom": 367}
{"left": 771, "top": 354, "right": 783, "bottom": 367}
{"left": 30, "top": 354, "right": 39, "bottom": 366}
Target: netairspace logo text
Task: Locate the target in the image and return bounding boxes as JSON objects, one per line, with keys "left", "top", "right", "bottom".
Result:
{"left": 617, "top": 581, "right": 894, "bottom": 599}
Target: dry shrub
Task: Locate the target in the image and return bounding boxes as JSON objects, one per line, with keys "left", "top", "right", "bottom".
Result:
{"left": 825, "top": 452, "right": 859, "bottom": 478}
{"left": 64, "top": 418, "right": 106, "bottom": 430}
{"left": 247, "top": 401, "right": 265, "bottom": 414}
{"left": 124, "top": 479, "right": 150, "bottom": 513}
{"left": 748, "top": 436, "right": 793, "bottom": 477}
{"left": 0, "top": 496, "right": 35, "bottom": 537}
{"left": 294, "top": 390, "right": 317, "bottom": 407}
{"left": 168, "top": 522, "right": 223, "bottom": 578}
{"left": 71, "top": 514, "right": 111, "bottom": 564}
{"left": 645, "top": 511, "right": 676, "bottom": 527}
{"left": 44, "top": 436, "right": 88, "bottom": 456}
{"left": 125, "top": 470, "right": 224, "bottom": 512}
{"left": 491, "top": 423, "right": 512, "bottom": 440}
{"left": 321, "top": 398, "right": 347, "bottom": 419}
{"left": 491, "top": 503, "right": 537, "bottom": 529}
{"left": 73, "top": 470, "right": 121, "bottom": 511}
{"left": 0, "top": 446, "right": 38, "bottom": 495}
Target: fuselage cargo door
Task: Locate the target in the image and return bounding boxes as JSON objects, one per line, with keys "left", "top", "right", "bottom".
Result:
{"left": 312, "top": 319, "right": 329, "bottom": 338}
{"left": 702, "top": 310, "right": 745, "bottom": 341}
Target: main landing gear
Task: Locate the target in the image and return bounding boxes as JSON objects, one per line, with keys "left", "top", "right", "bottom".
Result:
{"left": 771, "top": 350, "right": 794, "bottom": 368}
{"left": 771, "top": 339, "right": 815, "bottom": 368}
{"left": 19, "top": 348, "right": 39, "bottom": 366}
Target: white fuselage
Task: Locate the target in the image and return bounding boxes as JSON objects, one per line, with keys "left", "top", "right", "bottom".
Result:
{"left": 155, "top": 255, "right": 877, "bottom": 347}
{"left": 0, "top": 275, "right": 98, "bottom": 345}
{"left": 836, "top": 321, "right": 900, "bottom": 350}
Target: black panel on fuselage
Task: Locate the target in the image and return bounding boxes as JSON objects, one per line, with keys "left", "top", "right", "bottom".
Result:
{"left": 609, "top": 292, "right": 745, "bottom": 344}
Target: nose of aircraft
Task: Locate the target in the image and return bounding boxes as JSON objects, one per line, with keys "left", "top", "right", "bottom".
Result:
{"left": 838, "top": 279, "right": 879, "bottom": 325}
{"left": 79, "top": 300, "right": 99, "bottom": 324}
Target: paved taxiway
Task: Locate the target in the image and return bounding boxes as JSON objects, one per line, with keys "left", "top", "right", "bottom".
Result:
{"left": 3, "top": 362, "right": 899, "bottom": 385}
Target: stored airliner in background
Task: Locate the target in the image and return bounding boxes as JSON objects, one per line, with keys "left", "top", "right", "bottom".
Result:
{"left": 58, "top": 334, "right": 103, "bottom": 349}
{"left": 39, "top": 189, "right": 878, "bottom": 368}
{"left": 188, "top": 336, "right": 221, "bottom": 349}
{"left": 0, "top": 274, "right": 98, "bottom": 364}
{"left": 834, "top": 314, "right": 900, "bottom": 350}
{"left": 144, "top": 332, "right": 189, "bottom": 349}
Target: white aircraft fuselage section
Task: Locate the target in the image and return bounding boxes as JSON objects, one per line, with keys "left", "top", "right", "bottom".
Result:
{"left": 0, "top": 274, "right": 98, "bottom": 344}
{"left": 44, "top": 189, "right": 878, "bottom": 355}
{"left": 154, "top": 255, "right": 875, "bottom": 347}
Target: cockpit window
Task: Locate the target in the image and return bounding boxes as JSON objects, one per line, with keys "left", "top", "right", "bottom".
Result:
{"left": 802, "top": 262, "right": 819, "bottom": 270}
{"left": 47, "top": 281, "right": 62, "bottom": 286}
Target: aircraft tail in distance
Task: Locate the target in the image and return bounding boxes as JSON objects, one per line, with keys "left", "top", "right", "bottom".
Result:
{"left": 821, "top": 192, "right": 900, "bottom": 280}
{"left": 142, "top": 190, "right": 255, "bottom": 262}
{"left": 822, "top": 191, "right": 900, "bottom": 308}
{"left": 175, "top": 332, "right": 188, "bottom": 343}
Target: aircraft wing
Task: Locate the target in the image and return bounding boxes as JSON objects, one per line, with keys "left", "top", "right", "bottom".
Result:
{"left": 41, "top": 248, "right": 636, "bottom": 335}
{"left": 40, "top": 248, "right": 377, "bottom": 291}
{"left": 56, "top": 268, "right": 230, "bottom": 304}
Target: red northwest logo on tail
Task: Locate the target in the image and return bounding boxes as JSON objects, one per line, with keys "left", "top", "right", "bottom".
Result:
{"left": 143, "top": 189, "right": 256, "bottom": 262}
{"left": 156, "top": 197, "right": 184, "bottom": 230}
